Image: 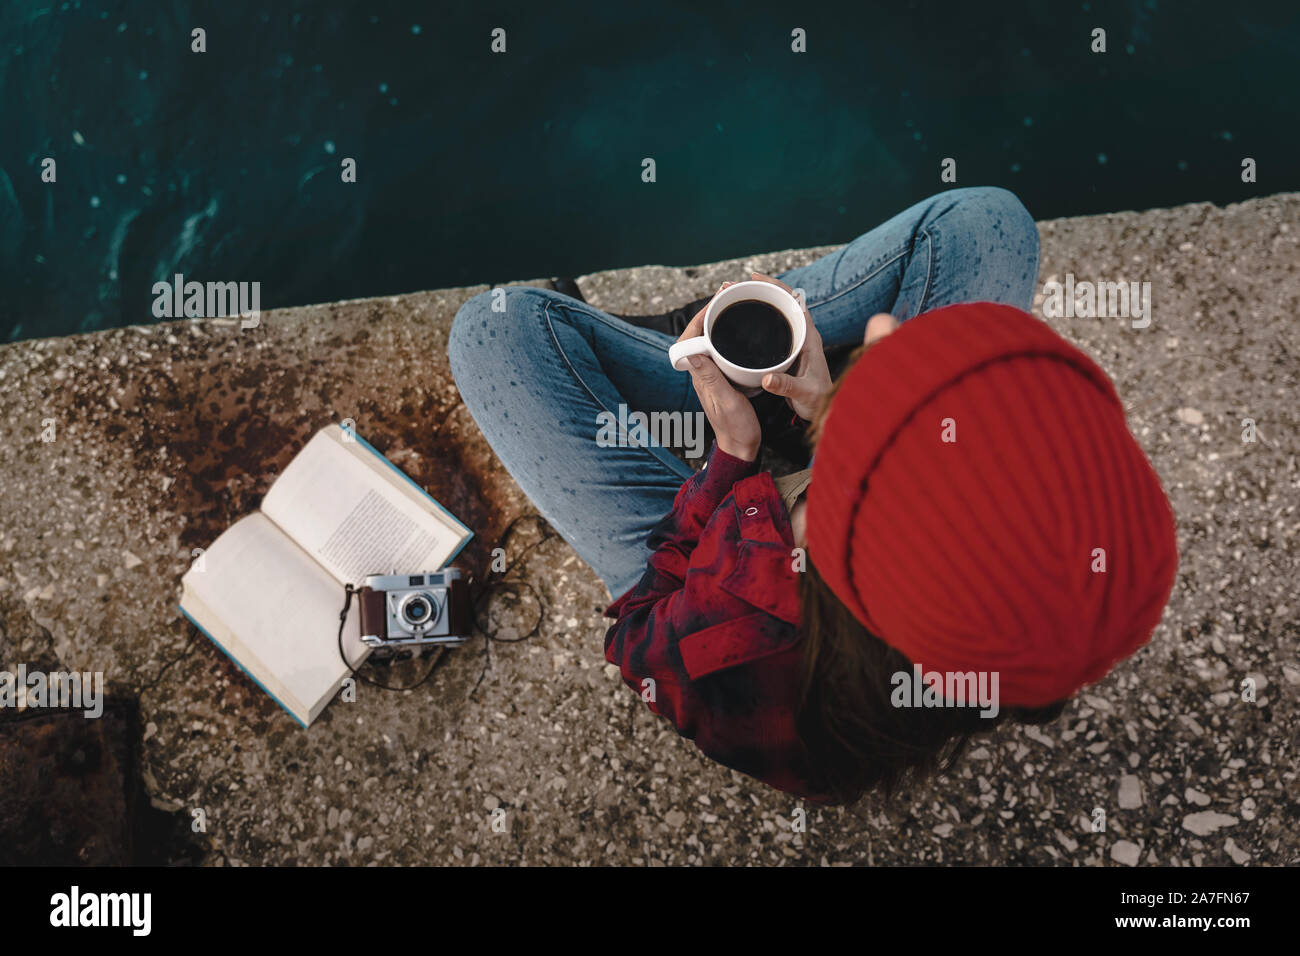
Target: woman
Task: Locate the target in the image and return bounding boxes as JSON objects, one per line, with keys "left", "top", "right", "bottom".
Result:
{"left": 448, "top": 187, "right": 1178, "bottom": 804}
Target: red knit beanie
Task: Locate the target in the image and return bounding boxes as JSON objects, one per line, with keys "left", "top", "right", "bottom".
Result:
{"left": 805, "top": 302, "right": 1178, "bottom": 707}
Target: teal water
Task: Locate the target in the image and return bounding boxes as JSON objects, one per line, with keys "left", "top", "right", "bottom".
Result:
{"left": 2, "top": 0, "right": 1297, "bottom": 341}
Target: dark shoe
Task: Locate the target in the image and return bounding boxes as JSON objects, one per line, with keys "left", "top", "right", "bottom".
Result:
{"left": 550, "top": 277, "right": 587, "bottom": 301}
{"left": 551, "top": 278, "right": 707, "bottom": 337}
{"left": 613, "top": 295, "right": 713, "bottom": 337}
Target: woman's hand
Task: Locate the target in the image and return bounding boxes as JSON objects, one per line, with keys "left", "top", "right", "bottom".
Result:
{"left": 750, "top": 272, "right": 832, "bottom": 422}
{"left": 677, "top": 285, "right": 762, "bottom": 462}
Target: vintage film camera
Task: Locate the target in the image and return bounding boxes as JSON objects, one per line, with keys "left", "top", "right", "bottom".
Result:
{"left": 357, "top": 569, "right": 472, "bottom": 659}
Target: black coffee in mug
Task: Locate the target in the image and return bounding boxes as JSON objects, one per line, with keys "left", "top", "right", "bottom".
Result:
{"left": 710, "top": 299, "right": 793, "bottom": 369}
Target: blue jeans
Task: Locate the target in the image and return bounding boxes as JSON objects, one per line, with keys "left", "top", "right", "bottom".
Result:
{"left": 448, "top": 187, "right": 1040, "bottom": 598}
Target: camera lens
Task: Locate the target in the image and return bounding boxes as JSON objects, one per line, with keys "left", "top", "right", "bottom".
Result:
{"left": 404, "top": 597, "right": 430, "bottom": 622}
{"left": 396, "top": 590, "right": 442, "bottom": 633}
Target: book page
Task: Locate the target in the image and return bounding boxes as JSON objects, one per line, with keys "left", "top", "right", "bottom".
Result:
{"left": 262, "top": 427, "right": 467, "bottom": 587}
{"left": 180, "top": 512, "right": 366, "bottom": 725}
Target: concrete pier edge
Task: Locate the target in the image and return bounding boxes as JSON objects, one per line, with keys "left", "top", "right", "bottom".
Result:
{"left": 0, "top": 193, "right": 1296, "bottom": 865}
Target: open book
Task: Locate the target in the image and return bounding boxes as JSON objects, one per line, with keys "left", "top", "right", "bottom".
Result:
{"left": 179, "top": 424, "right": 472, "bottom": 727}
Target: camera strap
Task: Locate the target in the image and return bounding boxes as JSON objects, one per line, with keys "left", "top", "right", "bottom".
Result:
{"left": 336, "top": 582, "right": 356, "bottom": 665}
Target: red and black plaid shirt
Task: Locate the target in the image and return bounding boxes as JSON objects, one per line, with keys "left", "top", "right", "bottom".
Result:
{"left": 604, "top": 444, "right": 830, "bottom": 801}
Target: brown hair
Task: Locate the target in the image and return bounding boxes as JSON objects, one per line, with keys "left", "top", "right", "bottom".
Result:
{"left": 796, "top": 562, "right": 1066, "bottom": 804}
{"left": 795, "top": 342, "right": 1065, "bottom": 805}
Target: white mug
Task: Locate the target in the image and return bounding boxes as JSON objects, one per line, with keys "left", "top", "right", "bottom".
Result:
{"left": 667, "top": 280, "right": 807, "bottom": 388}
